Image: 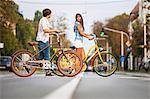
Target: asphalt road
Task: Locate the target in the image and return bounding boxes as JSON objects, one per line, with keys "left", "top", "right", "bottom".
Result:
{"left": 0, "top": 71, "right": 150, "bottom": 99}
{"left": 73, "top": 72, "right": 150, "bottom": 99}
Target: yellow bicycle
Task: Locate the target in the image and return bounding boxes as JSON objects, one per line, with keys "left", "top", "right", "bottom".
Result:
{"left": 83, "top": 34, "right": 118, "bottom": 77}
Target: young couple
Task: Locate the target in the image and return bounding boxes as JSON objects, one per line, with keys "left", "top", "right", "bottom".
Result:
{"left": 36, "top": 8, "right": 93, "bottom": 75}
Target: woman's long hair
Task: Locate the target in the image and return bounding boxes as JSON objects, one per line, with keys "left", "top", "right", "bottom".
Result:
{"left": 75, "top": 13, "right": 84, "bottom": 31}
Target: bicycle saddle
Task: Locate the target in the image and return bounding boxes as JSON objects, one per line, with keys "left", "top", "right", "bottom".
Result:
{"left": 28, "top": 41, "right": 38, "bottom": 46}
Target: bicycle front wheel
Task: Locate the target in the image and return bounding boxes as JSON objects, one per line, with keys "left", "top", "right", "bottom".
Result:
{"left": 57, "top": 50, "right": 83, "bottom": 77}
{"left": 91, "top": 52, "right": 118, "bottom": 77}
{"left": 50, "top": 55, "right": 64, "bottom": 77}
{"left": 11, "top": 50, "right": 37, "bottom": 77}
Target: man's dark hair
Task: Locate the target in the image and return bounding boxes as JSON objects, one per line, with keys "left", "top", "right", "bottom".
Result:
{"left": 42, "top": 8, "right": 51, "bottom": 17}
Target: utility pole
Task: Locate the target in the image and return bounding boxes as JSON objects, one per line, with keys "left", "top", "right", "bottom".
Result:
{"left": 139, "top": 0, "right": 150, "bottom": 63}
{"left": 128, "top": 22, "right": 134, "bottom": 70}
{"left": 121, "top": 32, "right": 124, "bottom": 70}
{"left": 129, "top": 0, "right": 150, "bottom": 70}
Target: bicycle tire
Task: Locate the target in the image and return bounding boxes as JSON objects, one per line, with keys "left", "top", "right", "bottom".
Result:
{"left": 50, "top": 60, "right": 64, "bottom": 77}
{"left": 57, "top": 50, "right": 83, "bottom": 77}
{"left": 51, "top": 69, "right": 64, "bottom": 77}
{"left": 47, "top": 51, "right": 65, "bottom": 77}
{"left": 11, "top": 50, "right": 37, "bottom": 77}
{"left": 91, "top": 51, "right": 118, "bottom": 77}
{"left": 144, "top": 63, "right": 149, "bottom": 72}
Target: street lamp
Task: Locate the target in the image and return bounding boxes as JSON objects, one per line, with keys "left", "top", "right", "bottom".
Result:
{"left": 103, "top": 27, "right": 130, "bottom": 70}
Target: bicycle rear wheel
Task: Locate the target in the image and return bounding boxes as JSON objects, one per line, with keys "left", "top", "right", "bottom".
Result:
{"left": 11, "top": 50, "right": 37, "bottom": 77}
{"left": 91, "top": 51, "right": 118, "bottom": 77}
{"left": 57, "top": 50, "right": 83, "bottom": 77}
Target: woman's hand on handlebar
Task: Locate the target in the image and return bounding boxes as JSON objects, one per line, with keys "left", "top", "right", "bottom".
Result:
{"left": 88, "top": 35, "right": 94, "bottom": 40}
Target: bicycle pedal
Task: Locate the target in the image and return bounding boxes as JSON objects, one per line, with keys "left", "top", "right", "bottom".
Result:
{"left": 69, "top": 69, "right": 74, "bottom": 74}
{"left": 27, "top": 62, "right": 39, "bottom": 66}
{"left": 81, "top": 64, "right": 87, "bottom": 72}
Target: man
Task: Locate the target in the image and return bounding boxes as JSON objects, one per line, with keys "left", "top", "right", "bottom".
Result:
{"left": 36, "top": 8, "right": 59, "bottom": 76}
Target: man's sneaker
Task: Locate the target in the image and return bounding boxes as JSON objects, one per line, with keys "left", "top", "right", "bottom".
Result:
{"left": 45, "top": 70, "right": 54, "bottom": 76}
{"left": 45, "top": 72, "right": 54, "bottom": 76}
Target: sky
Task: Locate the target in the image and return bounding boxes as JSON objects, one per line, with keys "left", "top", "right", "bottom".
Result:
{"left": 14, "top": 0, "right": 139, "bottom": 54}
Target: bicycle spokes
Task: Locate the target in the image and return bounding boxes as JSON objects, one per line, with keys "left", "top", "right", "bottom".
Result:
{"left": 11, "top": 50, "right": 37, "bottom": 77}
{"left": 57, "top": 50, "right": 82, "bottom": 77}
{"left": 92, "top": 52, "right": 118, "bottom": 77}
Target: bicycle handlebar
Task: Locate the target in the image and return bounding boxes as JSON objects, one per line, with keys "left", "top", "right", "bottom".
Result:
{"left": 90, "top": 33, "right": 107, "bottom": 41}
{"left": 49, "top": 31, "right": 65, "bottom": 42}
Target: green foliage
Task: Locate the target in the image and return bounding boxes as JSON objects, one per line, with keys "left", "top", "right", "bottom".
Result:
{"left": 92, "top": 13, "right": 146, "bottom": 57}
{"left": 91, "top": 14, "right": 130, "bottom": 56}
{"left": 92, "top": 21, "right": 103, "bottom": 37}
{"left": 0, "top": 25, "right": 21, "bottom": 55}
{"left": 106, "top": 13, "right": 129, "bottom": 32}
{"left": 105, "top": 13, "right": 130, "bottom": 57}
{"left": 33, "top": 10, "right": 42, "bottom": 22}
{"left": 0, "top": 0, "right": 22, "bottom": 55}
{"left": 16, "top": 19, "right": 36, "bottom": 50}
{"left": 0, "top": 0, "right": 36, "bottom": 55}
{"left": 0, "top": 0, "right": 20, "bottom": 23}
{"left": 132, "top": 20, "right": 144, "bottom": 57}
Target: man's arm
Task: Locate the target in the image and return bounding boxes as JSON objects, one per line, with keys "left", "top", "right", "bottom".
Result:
{"left": 43, "top": 28, "right": 59, "bottom": 33}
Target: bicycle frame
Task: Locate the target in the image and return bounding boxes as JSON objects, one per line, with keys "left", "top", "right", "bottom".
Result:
{"left": 84, "top": 41, "right": 104, "bottom": 65}
{"left": 27, "top": 34, "right": 68, "bottom": 66}
{"left": 32, "top": 43, "right": 62, "bottom": 60}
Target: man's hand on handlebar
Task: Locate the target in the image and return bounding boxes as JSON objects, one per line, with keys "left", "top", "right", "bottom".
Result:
{"left": 53, "top": 29, "right": 61, "bottom": 33}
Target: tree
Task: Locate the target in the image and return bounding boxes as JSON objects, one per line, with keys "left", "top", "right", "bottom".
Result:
{"left": 91, "top": 21, "right": 106, "bottom": 48}
{"left": 16, "top": 19, "right": 36, "bottom": 50}
{"left": 132, "top": 20, "right": 144, "bottom": 57}
{"left": 33, "top": 10, "right": 42, "bottom": 22}
{"left": 92, "top": 21, "right": 103, "bottom": 37}
{"left": 48, "top": 15, "right": 70, "bottom": 48}
{"left": 0, "top": 0, "right": 20, "bottom": 24}
{"left": 105, "top": 13, "right": 130, "bottom": 58}
{"left": 91, "top": 13, "right": 130, "bottom": 58}
{"left": 0, "top": 24, "right": 21, "bottom": 55}
{"left": 33, "top": 10, "right": 42, "bottom": 37}
{"left": 0, "top": 0, "right": 22, "bottom": 55}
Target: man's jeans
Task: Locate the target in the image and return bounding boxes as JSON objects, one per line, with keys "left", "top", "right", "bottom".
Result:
{"left": 38, "top": 41, "right": 50, "bottom": 60}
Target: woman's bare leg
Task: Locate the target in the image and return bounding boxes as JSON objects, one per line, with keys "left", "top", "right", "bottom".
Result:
{"left": 76, "top": 48, "right": 86, "bottom": 71}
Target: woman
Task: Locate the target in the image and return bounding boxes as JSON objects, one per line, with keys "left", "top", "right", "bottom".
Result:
{"left": 74, "top": 13, "right": 93, "bottom": 62}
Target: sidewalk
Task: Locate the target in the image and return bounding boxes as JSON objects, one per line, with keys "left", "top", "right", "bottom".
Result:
{"left": 116, "top": 71, "right": 150, "bottom": 78}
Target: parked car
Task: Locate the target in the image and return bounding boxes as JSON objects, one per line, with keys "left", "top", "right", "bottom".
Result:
{"left": 0, "top": 56, "right": 12, "bottom": 70}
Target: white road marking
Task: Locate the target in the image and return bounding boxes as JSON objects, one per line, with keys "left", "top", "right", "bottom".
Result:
{"left": 42, "top": 73, "right": 83, "bottom": 99}
{"left": 0, "top": 73, "right": 45, "bottom": 80}
{"left": 120, "top": 76, "right": 150, "bottom": 81}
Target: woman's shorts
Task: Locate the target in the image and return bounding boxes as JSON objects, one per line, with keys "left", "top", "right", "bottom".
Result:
{"left": 74, "top": 39, "right": 83, "bottom": 48}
